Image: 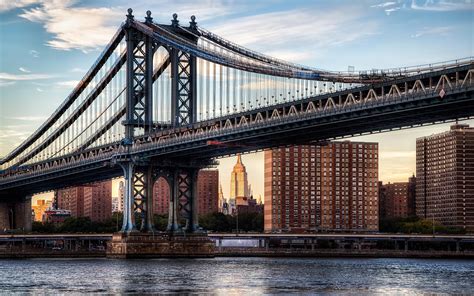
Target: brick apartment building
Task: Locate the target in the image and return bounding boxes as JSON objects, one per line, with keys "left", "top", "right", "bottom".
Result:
{"left": 265, "top": 141, "right": 379, "bottom": 232}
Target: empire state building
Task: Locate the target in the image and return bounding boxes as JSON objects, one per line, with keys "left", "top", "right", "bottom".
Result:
{"left": 230, "top": 154, "right": 249, "bottom": 206}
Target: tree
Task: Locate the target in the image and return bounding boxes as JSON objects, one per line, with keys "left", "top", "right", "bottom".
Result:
{"left": 379, "top": 216, "right": 466, "bottom": 234}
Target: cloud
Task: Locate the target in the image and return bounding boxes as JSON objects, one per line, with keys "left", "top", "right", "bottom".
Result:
{"left": 210, "top": 7, "right": 377, "bottom": 64}
{"left": 15, "top": 0, "right": 243, "bottom": 52}
{"left": 36, "top": 87, "right": 43, "bottom": 92}
{"left": 29, "top": 49, "right": 39, "bottom": 58}
{"left": 369, "top": 1, "right": 403, "bottom": 15}
{"left": 385, "top": 7, "right": 401, "bottom": 15}
{"left": 56, "top": 80, "right": 79, "bottom": 87}
{"left": 5, "top": 116, "right": 48, "bottom": 121}
{"left": 410, "top": 0, "right": 474, "bottom": 11}
{"left": 410, "top": 26, "right": 454, "bottom": 38}
{"left": 371, "top": 0, "right": 472, "bottom": 15}
{"left": 19, "top": 67, "right": 31, "bottom": 73}
{"left": 371, "top": 1, "right": 397, "bottom": 8}
{"left": 0, "top": 72, "right": 54, "bottom": 81}
{"left": 263, "top": 50, "right": 315, "bottom": 64}
{"left": 0, "top": 0, "right": 39, "bottom": 13}
{"left": 0, "top": 72, "right": 53, "bottom": 87}
{"left": 0, "top": 81, "right": 16, "bottom": 87}
{"left": 70, "top": 67, "right": 86, "bottom": 73}
{"left": 0, "top": 127, "right": 33, "bottom": 156}
{"left": 19, "top": 1, "right": 122, "bottom": 51}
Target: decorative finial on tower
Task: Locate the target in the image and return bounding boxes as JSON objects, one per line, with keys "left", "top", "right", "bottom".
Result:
{"left": 189, "top": 15, "right": 197, "bottom": 30}
{"left": 145, "top": 10, "right": 153, "bottom": 24}
{"left": 237, "top": 153, "right": 242, "bottom": 164}
{"left": 171, "top": 13, "right": 179, "bottom": 27}
{"left": 127, "top": 8, "right": 134, "bottom": 21}
{"left": 125, "top": 8, "right": 134, "bottom": 27}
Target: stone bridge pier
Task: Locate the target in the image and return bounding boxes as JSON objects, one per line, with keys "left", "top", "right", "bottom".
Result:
{"left": 0, "top": 196, "right": 32, "bottom": 232}
{"left": 107, "top": 158, "right": 215, "bottom": 258}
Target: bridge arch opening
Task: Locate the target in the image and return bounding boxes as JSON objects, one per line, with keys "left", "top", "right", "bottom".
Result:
{"left": 151, "top": 176, "right": 170, "bottom": 231}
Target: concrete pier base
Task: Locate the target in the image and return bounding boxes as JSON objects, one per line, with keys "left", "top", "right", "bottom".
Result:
{"left": 0, "top": 198, "right": 32, "bottom": 232}
{"left": 106, "top": 232, "right": 215, "bottom": 258}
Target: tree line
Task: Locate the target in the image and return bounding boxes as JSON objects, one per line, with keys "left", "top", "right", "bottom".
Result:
{"left": 31, "top": 212, "right": 264, "bottom": 233}
{"left": 379, "top": 216, "right": 466, "bottom": 234}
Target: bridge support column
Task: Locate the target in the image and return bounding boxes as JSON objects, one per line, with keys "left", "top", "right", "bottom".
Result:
{"left": 0, "top": 197, "right": 32, "bottom": 232}
{"left": 120, "top": 161, "right": 136, "bottom": 233}
{"left": 167, "top": 169, "right": 180, "bottom": 232}
{"left": 167, "top": 167, "right": 201, "bottom": 233}
{"left": 185, "top": 168, "right": 200, "bottom": 233}
{"left": 0, "top": 202, "right": 10, "bottom": 230}
{"left": 118, "top": 160, "right": 157, "bottom": 233}
{"left": 15, "top": 196, "right": 32, "bottom": 232}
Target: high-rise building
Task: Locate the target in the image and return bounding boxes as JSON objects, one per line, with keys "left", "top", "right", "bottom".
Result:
{"left": 407, "top": 175, "right": 416, "bottom": 217}
{"left": 31, "top": 198, "right": 53, "bottom": 222}
{"left": 416, "top": 124, "right": 474, "bottom": 232}
{"left": 379, "top": 177, "right": 416, "bottom": 219}
{"left": 230, "top": 154, "right": 249, "bottom": 206}
{"left": 153, "top": 170, "right": 219, "bottom": 215}
{"left": 153, "top": 178, "right": 170, "bottom": 215}
{"left": 218, "top": 184, "right": 227, "bottom": 213}
{"left": 112, "top": 181, "right": 125, "bottom": 213}
{"left": 57, "top": 187, "right": 85, "bottom": 218}
{"left": 197, "top": 170, "right": 219, "bottom": 214}
{"left": 83, "top": 181, "right": 112, "bottom": 222}
{"left": 265, "top": 141, "right": 379, "bottom": 232}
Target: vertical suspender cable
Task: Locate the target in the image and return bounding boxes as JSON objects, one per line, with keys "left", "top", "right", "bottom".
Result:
{"left": 213, "top": 61, "right": 216, "bottom": 119}
{"left": 206, "top": 60, "right": 210, "bottom": 120}
{"left": 226, "top": 65, "right": 230, "bottom": 114}
{"left": 199, "top": 58, "right": 203, "bottom": 121}
{"left": 219, "top": 63, "right": 223, "bottom": 117}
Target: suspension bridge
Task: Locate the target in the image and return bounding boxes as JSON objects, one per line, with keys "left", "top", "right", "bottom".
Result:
{"left": 0, "top": 9, "right": 473, "bottom": 249}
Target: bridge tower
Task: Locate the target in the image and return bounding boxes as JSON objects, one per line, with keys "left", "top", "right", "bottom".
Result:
{"left": 170, "top": 14, "right": 198, "bottom": 127}
{"left": 115, "top": 9, "right": 207, "bottom": 241}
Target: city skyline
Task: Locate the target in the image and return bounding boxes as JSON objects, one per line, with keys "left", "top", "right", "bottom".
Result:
{"left": 1, "top": 1, "right": 473, "bottom": 201}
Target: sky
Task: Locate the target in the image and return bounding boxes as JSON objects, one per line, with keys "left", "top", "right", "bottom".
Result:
{"left": 0, "top": 0, "right": 473, "bottom": 201}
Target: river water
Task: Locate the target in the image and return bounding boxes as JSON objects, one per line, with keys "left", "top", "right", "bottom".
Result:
{"left": 0, "top": 257, "right": 473, "bottom": 294}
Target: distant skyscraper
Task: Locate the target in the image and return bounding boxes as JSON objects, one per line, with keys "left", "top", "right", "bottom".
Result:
{"left": 83, "top": 181, "right": 112, "bottom": 222}
{"left": 416, "top": 124, "right": 474, "bottom": 232}
{"left": 230, "top": 154, "right": 249, "bottom": 206}
{"left": 265, "top": 142, "right": 379, "bottom": 232}
{"left": 218, "top": 184, "right": 226, "bottom": 213}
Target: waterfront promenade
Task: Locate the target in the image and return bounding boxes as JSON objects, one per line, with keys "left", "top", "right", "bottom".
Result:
{"left": 1, "top": 233, "right": 473, "bottom": 259}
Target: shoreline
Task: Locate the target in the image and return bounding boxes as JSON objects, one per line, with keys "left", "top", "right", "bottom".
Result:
{"left": 1, "top": 249, "right": 473, "bottom": 259}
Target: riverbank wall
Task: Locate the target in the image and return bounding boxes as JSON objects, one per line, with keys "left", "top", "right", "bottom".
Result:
{"left": 1, "top": 233, "right": 474, "bottom": 259}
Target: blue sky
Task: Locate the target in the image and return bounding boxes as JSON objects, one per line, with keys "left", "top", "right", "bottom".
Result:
{"left": 1, "top": 0, "right": 473, "bottom": 199}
